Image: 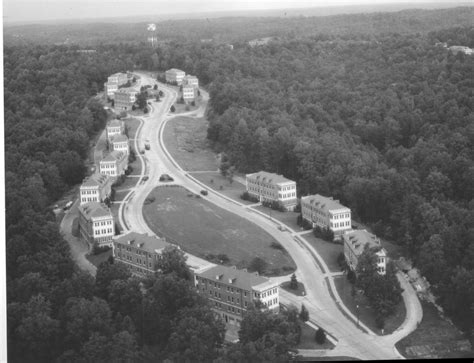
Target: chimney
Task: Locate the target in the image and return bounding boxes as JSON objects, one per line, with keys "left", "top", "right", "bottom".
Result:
{"left": 216, "top": 274, "right": 223, "bottom": 280}
{"left": 229, "top": 277, "right": 237, "bottom": 284}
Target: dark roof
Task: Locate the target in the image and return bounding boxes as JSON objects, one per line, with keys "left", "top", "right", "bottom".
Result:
{"left": 196, "top": 265, "right": 270, "bottom": 292}
{"left": 114, "top": 232, "right": 169, "bottom": 254}
{"left": 301, "top": 194, "right": 349, "bottom": 212}
{"left": 246, "top": 171, "right": 295, "bottom": 185}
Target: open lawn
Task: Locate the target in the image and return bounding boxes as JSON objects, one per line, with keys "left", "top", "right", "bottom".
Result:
{"left": 189, "top": 171, "right": 255, "bottom": 204}
{"left": 298, "top": 357, "right": 359, "bottom": 361}
{"left": 396, "top": 300, "right": 473, "bottom": 359}
{"left": 296, "top": 322, "right": 335, "bottom": 350}
{"left": 252, "top": 205, "right": 301, "bottom": 232}
{"left": 333, "top": 276, "right": 406, "bottom": 335}
{"left": 303, "top": 234, "right": 343, "bottom": 273}
{"left": 172, "top": 102, "right": 199, "bottom": 114}
{"left": 142, "top": 186, "right": 296, "bottom": 276}
{"left": 163, "top": 116, "right": 218, "bottom": 171}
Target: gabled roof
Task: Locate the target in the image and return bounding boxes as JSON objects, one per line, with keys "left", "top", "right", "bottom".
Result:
{"left": 114, "top": 232, "right": 170, "bottom": 254}
{"left": 110, "top": 134, "right": 128, "bottom": 143}
{"left": 166, "top": 68, "right": 185, "bottom": 73}
{"left": 196, "top": 265, "right": 269, "bottom": 292}
{"left": 101, "top": 150, "right": 126, "bottom": 163}
{"left": 81, "top": 173, "right": 110, "bottom": 188}
{"left": 246, "top": 171, "right": 295, "bottom": 185}
{"left": 79, "top": 202, "right": 112, "bottom": 220}
{"left": 301, "top": 194, "right": 350, "bottom": 212}
{"left": 343, "top": 229, "right": 385, "bottom": 257}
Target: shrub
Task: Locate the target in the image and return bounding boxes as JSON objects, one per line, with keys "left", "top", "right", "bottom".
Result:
{"left": 170, "top": 105, "right": 175, "bottom": 112}
{"left": 144, "top": 196, "right": 155, "bottom": 205}
{"left": 92, "top": 244, "right": 111, "bottom": 255}
{"left": 347, "top": 270, "right": 356, "bottom": 284}
{"left": 315, "top": 328, "right": 326, "bottom": 344}
{"left": 290, "top": 273, "right": 298, "bottom": 290}
{"left": 248, "top": 257, "right": 267, "bottom": 275}
{"left": 270, "top": 241, "right": 284, "bottom": 251}
{"left": 299, "top": 304, "right": 309, "bottom": 322}
{"left": 294, "top": 202, "right": 301, "bottom": 213}
{"left": 313, "top": 225, "right": 334, "bottom": 242}
{"left": 217, "top": 254, "right": 230, "bottom": 263}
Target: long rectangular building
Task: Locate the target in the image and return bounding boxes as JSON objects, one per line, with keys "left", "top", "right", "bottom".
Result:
{"left": 113, "top": 232, "right": 170, "bottom": 275}
{"left": 78, "top": 202, "right": 115, "bottom": 247}
{"left": 79, "top": 173, "right": 112, "bottom": 205}
{"left": 343, "top": 229, "right": 387, "bottom": 275}
{"left": 195, "top": 265, "right": 279, "bottom": 326}
{"left": 165, "top": 68, "right": 185, "bottom": 85}
{"left": 246, "top": 171, "right": 297, "bottom": 211}
{"left": 301, "top": 194, "right": 351, "bottom": 239}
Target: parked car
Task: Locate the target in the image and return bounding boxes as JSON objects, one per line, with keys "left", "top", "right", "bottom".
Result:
{"left": 143, "top": 176, "right": 149, "bottom": 181}
{"left": 145, "top": 143, "right": 150, "bottom": 150}
{"left": 63, "top": 201, "right": 73, "bottom": 210}
{"left": 200, "top": 189, "right": 208, "bottom": 196}
{"left": 159, "top": 174, "right": 174, "bottom": 182}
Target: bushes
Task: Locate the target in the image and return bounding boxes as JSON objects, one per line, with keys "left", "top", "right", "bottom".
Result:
{"left": 270, "top": 241, "right": 284, "bottom": 251}
{"left": 92, "top": 244, "right": 111, "bottom": 255}
{"left": 261, "top": 200, "right": 285, "bottom": 212}
{"left": 240, "top": 191, "right": 259, "bottom": 203}
{"left": 313, "top": 225, "right": 334, "bottom": 242}
{"left": 315, "top": 328, "right": 326, "bottom": 344}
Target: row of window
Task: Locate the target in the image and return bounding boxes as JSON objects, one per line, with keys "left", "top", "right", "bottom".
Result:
{"left": 278, "top": 192, "right": 296, "bottom": 199}
{"left": 330, "top": 221, "right": 350, "bottom": 228}
{"left": 81, "top": 190, "right": 99, "bottom": 195}
{"left": 94, "top": 220, "right": 113, "bottom": 227}
{"left": 331, "top": 213, "right": 350, "bottom": 220}
{"left": 93, "top": 228, "right": 113, "bottom": 236}
{"left": 81, "top": 197, "right": 99, "bottom": 203}
{"left": 214, "top": 301, "right": 242, "bottom": 314}
{"left": 202, "top": 279, "right": 249, "bottom": 296}
{"left": 119, "top": 254, "right": 153, "bottom": 268}
{"left": 264, "top": 298, "right": 278, "bottom": 307}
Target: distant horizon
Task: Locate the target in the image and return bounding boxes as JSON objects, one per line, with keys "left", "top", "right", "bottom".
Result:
{"left": 4, "top": 0, "right": 472, "bottom": 25}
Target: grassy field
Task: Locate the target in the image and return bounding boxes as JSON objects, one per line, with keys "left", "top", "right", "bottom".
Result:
{"left": 296, "top": 322, "right": 335, "bottom": 350}
{"left": 252, "top": 205, "right": 302, "bottom": 231}
{"left": 142, "top": 186, "right": 296, "bottom": 276}
{"left": 333, "top": 276, "right": 406, "bottom": 335}
{"left": 163, "top": 116, "right": 218, "bottom": 171}
{"left": 189, "top": 171, "right": 256, "bottom": 204}
{"left": 172, "top": 102, "right": 199, "bottom": 114}
{"left": 303, "top": 234, "right": 343, "bottom": 273}
{"left": 396, "top": 300, "right": 473, "bottom": 359}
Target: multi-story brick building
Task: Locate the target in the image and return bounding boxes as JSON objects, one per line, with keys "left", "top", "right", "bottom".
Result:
{"left": 194, "top": 265, "right": 279, "bottom": 326}
{"left": 79, "top": 173, "right": 112, "bottom": 205}
{"left": 99, "top": 151, "right": 128, "bottom": 177}
{"left": 343, "top": 229, "right": 387, "bottom": 275}
{"left": 114, "top": 88, "right": 137, "bottom": 111}
{"left": 182, "top": 85, "right": 196, "bottom": 103}
{"left": 106, "top": 119, "right": 125, "bottom": 141}
{"left": 183, "top": 75, "right": 199, "bottom": 88}
{"left": 245, "top": 171, "right": 297, "bottom": 211}
{"left": 113, "top": 232, "right": 170, "bottom": 275}
{"left": 301, "top": 194, "right": 351, "bottom": 239}
{"left": 109, "top": 134, "right": 129, "bottom": 154}
{"left": 78, "top": 202, "right": 115, "bottom": 246}
{"left": 165, "top": 68, "right": 186, "bottom": 85}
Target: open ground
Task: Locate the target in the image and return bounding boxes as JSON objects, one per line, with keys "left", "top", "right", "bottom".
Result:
{"left": 142, "top": 185, "right": 296, "bottom": 276}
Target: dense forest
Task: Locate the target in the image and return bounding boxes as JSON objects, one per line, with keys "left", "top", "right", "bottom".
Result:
{"left": 5, "top": 7, "right": 474, "bottom": 360}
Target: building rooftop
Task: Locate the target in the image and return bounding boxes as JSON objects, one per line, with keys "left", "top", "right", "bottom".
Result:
{"left": 79, "top": 202, "right": 112, "bottom": 220}
{"left": 110, "top": 134, "right": 129, "bottom": 143}
{"left": 101, "top": 150, "right": 126, "bottom": 163}
{"left": 81, "top": 173, "right": 110, "bottom": 188}
{"left": 166, "top": 68, "right": 185, "bottom": 73}
{"left": 114, "top": 232, "right": 170, "bottom": 254}
{"left": 196, "top": 265, "right": 270, "bottom": 292}
{"left": 301, "top": 194, "right": 350, "bottom": 212}
{"left": 114, "top": 88, "right": 137, "bottom": 94}
{"left": 344, "top": 229, "right": 384, "bottom": 257}
{"left": 246, "top": 171, "right": 295, "bottom": 185}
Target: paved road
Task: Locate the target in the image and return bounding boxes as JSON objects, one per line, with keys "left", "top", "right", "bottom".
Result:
{"left": 60, "top": 200, "right": 97, "bottom": 276}
{"left": 121, "top": 72, "right": 421, "bottom": 360}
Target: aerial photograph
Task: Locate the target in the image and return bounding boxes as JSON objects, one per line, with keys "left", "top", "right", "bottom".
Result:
{"left": 2, "top": 0, "right": 474, "bottom": 361}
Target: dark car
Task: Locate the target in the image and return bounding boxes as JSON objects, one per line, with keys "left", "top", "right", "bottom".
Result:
{"left": 200, "top": 189, "right": 208, "bottom": 196}
{"left": 159, "top": 174, "right": 174, "bottom": 182}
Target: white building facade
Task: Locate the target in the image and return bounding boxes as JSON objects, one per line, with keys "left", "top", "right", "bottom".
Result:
{"left": 343, "top": 229, "right": 387, "bottom": 275}
{"left": 114, "top": 88, "right": 137, "bottom": 111}
{"left": 78, "top": 202, "right": 115, "bottom": 246}
{"left": 245, "top": 171, "right": 297, "bottom": 211}
{"left": 79, "top": 173, "right": 112, "bottom": 205}
{"left": 165, "top": 68, "right": 186, "bottom": 85}
{"left": 99, "top": 151, "right": 128, "bottom": 177}
{"left": 301, "top": 194, "right": 351, "bottom": 239}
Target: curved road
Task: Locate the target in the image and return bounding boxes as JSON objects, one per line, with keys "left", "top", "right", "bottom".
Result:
{"left": 122, "top": 72, "right": 421, "bottom": 360}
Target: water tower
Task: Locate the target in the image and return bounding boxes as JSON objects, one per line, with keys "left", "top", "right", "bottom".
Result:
{"left": 147, "top": 23, "right": 157, "bottom": 47}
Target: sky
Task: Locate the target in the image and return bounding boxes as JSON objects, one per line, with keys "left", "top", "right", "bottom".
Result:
{"left": 3, "top": 0, "right": 467, "bottom": 24}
